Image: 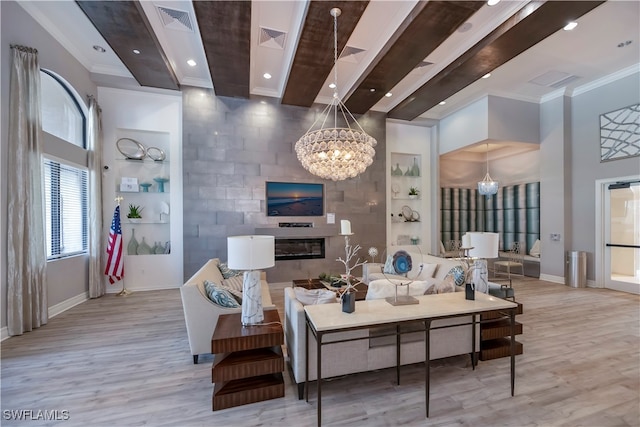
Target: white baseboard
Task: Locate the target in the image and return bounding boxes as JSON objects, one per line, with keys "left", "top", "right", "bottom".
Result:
{"left": 1, "top": 291, "right": 89, "bottom": 342}
{"left": 105, "top": 283, "right": 180, "bottom": 294}
{"left": 539, "top": 273, "right": 564, "bottom": 284}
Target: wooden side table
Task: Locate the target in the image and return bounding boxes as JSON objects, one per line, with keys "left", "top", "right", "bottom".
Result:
{"left": 211, "top": 310, "right": 284, "bottom": 410}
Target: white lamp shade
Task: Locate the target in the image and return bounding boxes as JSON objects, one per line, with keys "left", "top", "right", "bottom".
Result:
{"left": 227, "top": 235, "right": 275, "bottom": 270}
{"left": 467, "top": 232, "right": 499, "bottom": 259}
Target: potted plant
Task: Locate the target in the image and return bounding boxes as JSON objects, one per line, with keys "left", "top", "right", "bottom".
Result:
{"left": 408, "top": 187, "right": 419, "bottom": 199}
{"left": 127, "top": 204, "right": 144, "bottom": 223}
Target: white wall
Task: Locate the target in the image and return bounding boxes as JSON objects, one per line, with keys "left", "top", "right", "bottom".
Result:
{"left": 98, "top": 87, "right": 184, "bottom": 292}
{"left": 439, "top": 97, "right": 489, "bottom": 155}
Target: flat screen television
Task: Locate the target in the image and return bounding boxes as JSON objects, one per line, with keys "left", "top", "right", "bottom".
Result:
{"left": 266, "top": 181, "right": 324, "bottom": 217}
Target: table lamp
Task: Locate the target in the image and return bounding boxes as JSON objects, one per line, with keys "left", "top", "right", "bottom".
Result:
{"left": 227, "top": 235, "right": 275, "bottom": 326}
{"left": 466, "top": 232, "right": 499, "bottom": 293}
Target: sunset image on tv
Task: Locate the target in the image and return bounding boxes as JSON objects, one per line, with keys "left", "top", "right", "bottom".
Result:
{"left": 266, "top": 182, "right": 323, "bottom": 217}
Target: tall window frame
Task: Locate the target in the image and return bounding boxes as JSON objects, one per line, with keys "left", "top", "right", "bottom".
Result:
{"left": 40, "top": 69, "right": 89, "bottom": 260}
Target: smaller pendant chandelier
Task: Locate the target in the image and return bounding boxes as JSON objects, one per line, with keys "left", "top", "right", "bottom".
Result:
{"left": 294, "top": 7, "right": 377, "bottom": 182}
{"left": 478, "top": 143, "right": 498, "bottom": 196}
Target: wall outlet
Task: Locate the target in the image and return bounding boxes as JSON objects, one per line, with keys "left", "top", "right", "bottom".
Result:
{"left": 550, "top": 233, "right": 561, "bottom": 241}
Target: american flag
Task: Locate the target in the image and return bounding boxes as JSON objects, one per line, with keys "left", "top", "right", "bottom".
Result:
{"left": 105, "top": 205, "right": 124, "bottom": 284}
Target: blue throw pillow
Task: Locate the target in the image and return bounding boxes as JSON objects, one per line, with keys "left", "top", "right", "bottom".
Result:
{"left": 204, "top": 280, "right": 240, "bottom": 308}
{"left": 218, "top": 262, "right": 241, "bottom": 279}
{"left": 445, "top": 265, "right": 466, "bottom": 287}
{"left": 383, "top": 255, "right": 395, "bottom": 274}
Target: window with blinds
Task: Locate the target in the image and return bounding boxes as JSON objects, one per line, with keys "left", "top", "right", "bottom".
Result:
{"left": 43, "top": 158, "right": 88, "bottom": 259}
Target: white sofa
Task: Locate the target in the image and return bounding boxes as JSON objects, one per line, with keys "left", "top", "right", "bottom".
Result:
{"left": 180, "top": 258, "right": 275, "bottom": 364}
{"left": 284, "top": 248, "right": 478, "bottom": 399}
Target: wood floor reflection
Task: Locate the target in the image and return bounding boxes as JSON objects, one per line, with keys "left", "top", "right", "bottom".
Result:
{"left": 1, "top": 277, "right": 638, "bottom": 426}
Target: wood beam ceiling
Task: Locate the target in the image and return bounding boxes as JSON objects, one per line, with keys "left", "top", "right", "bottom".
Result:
{"left": 193, "top": 1, "right": 251, "bottom": 98}
{"left": 281, "top": 1, "right": 369, "bottom": 107}
{"left": 388, "top": 0, "right": 606, "bottom": 121}
{"left": 76, "top": 0, "right": 179, "bottom": 91}
{"left": 344, "top": 1, "right": 484, "bottom": 115}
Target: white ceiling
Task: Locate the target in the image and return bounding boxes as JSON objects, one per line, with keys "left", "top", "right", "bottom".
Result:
{"left": 17, "top": 0, "right": 640, "bottom": 161}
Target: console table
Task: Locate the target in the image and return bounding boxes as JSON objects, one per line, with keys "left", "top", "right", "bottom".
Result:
{"left": 304, "top": 292, "right": 518, "bottom": 426}
{"left": 211, "top": 310, "right": 284, "bottom": 410}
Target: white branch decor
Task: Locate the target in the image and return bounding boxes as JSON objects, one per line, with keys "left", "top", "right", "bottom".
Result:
{"left": 336, "top": 235, "right": 367, "bottom": 299}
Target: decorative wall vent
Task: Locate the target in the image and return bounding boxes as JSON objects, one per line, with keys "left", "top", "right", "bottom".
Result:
{"left": 156, "top": 6, "right": 194, "bottom": 32}
{"left": 259, "top": 27, "right": 287, "bottom": 49}
{"left": 339, "top": 46, "right": 366, "bottom": 64}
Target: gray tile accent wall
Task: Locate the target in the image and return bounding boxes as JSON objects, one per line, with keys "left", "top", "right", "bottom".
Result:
{"left": 182, "top": 87, "right": 387, "bottom": 283}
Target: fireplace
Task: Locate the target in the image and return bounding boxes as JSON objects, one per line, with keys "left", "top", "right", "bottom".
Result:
{"left": 274, "top": 238, "right": 325, "bottom": 261}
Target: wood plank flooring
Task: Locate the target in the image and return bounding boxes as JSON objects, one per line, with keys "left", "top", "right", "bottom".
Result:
{"left": 1, "top": 278, "right": 638, "bottom": 426}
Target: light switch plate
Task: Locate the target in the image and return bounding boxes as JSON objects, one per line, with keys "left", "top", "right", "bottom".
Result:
{"left": 550, "top": 233, "right": 561, "bottom": 241}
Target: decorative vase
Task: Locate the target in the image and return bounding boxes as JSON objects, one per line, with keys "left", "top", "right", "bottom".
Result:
{"left": 137, "top": 237, "right": 152, "bottom": 255}
{"left": 392, "top": 163, "right": 402, "bottom": 176}
{"left": 404, "top": 167, "right": 412, "bottom": 176}
{"left": 153, "top": 177, "right": 169, "bottom": 193}
{"left": 140, "top": 183, "right": 152, "bottom": 192}
{"left": 154, "top": 241, "right": 164, "bottom": 254}
{"left": 411, "top": 157, "right": 420, "bottom": 176}
{"left": 342, "top": 291, "right": 355, "bottom": 313}
{"left": 127, "top": 229, "right": 138, "bottom": 255}
{"left": 465, "top": 283, "right": 475, "bottom": 300}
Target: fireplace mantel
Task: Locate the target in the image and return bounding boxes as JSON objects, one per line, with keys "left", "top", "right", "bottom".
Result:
{"left": 254, "top": 226, "right": 338, "bottom": 238}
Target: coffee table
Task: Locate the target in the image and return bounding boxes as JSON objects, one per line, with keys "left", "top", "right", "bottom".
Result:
{"left": 292, "top": 278, "right": 368, "bottom": 301}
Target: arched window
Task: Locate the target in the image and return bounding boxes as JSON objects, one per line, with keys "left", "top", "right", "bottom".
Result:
{"left": 40, "top": 70, "right": 88, "bottom": 259}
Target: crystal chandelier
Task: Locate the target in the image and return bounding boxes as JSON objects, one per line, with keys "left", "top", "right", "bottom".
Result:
{"left": 294, "top": 7, "right": 377, "bottom": 182}
{"left": 478, "top": 143, "right": 498, "bottom": 195}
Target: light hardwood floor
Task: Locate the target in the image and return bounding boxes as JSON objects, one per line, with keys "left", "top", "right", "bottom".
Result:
{"left": 1, "top": 278, "right": 638, "bottom": 426}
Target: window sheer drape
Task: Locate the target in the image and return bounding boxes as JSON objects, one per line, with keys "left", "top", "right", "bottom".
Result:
{"left": 7, "top": 45, "right": 48, "bottom": 335}
{"left": 87, "top": 96, "right": 105, "bottom": 298}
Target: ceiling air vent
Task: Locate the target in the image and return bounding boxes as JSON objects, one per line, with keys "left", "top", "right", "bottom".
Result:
{"left": 156, "top": 6, "right": 194, "bottom": 32}
{"left": 550, "top": 74, "right": 581, "bottom": 88}
{"left": 259, "top": 27, "right": 287, "bottom": 49}
{"left": 339, "top": 46, "right": 366, "bottom": 64}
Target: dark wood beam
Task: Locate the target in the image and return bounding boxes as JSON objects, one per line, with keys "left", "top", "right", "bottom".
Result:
{"left": 76, "top": 1, "right": 179, "bottom": 91}
{"left": 281, "top": 1, "right": 369, "bottom": 107}
{"left": 344, "top": 1, "right": 484, "bottom": 115}
{"left": 389, "top": 1, "right": 606, "bottom": 121}
{"left": 193, "top": 1, "right": 251, "bottom": 98}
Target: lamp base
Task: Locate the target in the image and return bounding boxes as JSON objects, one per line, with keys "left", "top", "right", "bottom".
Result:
{"left": 241, "top": 270, "right": 264, "bottom": 326}
{"left": 385, "top": 295, "right": 419, "bottom": 306}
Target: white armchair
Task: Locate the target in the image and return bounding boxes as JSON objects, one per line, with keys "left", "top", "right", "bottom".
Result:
{"left": 179, "top": 258, "right": 274, "bottom": 363}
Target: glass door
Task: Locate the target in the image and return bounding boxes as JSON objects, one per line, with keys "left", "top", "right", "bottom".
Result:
{"left": 605, "top": 181, "right": 640, "bottom": 294}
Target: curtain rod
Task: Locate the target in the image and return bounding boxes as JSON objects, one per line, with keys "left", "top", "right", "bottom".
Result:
{"left": 10, "top": 44, "right": 38, "bottom": 54}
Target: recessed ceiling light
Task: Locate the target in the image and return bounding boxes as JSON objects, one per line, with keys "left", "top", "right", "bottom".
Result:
{"left": 93, "top": 45, "right": 105, "bottom": 53}
{"left": 439, "top": 101, "right": 446, "bottom": 105}
{"left": 263, "top": 73, "right": 272, "bottom": 79}
{"left": 369, "top": 88, "right": 376, "bottom": 92}
{"left": 329, "top": 83, "right": 336, "bottom": 89}
{"left": 132, "top": 49, "right": 141, "bottom": 54}
{"left": 385, "top": 92, "right": 392, "bottom": 97}
{"left": 563, "top": 22, "right": 578, "bottom": 31}
{"left": 187, "top": 59, "right": 197, "bottom": 67}
{"left": 487, "top": 0, "right": 501, "bottom": 6}
{"left": 482, "top": 73, "right": 491, "bottom": 79}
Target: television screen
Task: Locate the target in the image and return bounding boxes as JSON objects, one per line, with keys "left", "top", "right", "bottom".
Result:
{"left": 266, "top": 182, "right": 324, "bottom": 217}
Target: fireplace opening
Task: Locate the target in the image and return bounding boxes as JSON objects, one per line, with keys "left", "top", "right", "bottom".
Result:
{"left": 275, "top": 238, "right": 325, "bottom": 261}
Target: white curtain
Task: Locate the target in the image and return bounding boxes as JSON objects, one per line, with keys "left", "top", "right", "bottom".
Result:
{"left": 87, "top": 96, "right": 105, "bottom": 298}
{"left": 7, "top": 45, "right": 48, "bottom": 335}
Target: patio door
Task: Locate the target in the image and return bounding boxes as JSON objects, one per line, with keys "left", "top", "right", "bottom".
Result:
{"left": 604, "top": 180, "right": 640, "bottom": 294}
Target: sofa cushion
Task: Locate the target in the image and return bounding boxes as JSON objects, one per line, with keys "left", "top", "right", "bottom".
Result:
{"left": 383, "top": 255, "right": 395, "bottom": 274}
{"left": 222, "top": 275, "right": 243, "bottom": 291}
{"left": 204, "top": 280, "right": 240, "bottom": 308}
{"left": 437, "top": 275, "right": 456, "bottom": 293}
{"left": 293, "top": 287, "right": 337, "bottom": 305}
{"left": 366, "top": 278, "right": 438, "bottom": 300}
{"left": 415, "top": 263, "right": 438, "bottom": 280}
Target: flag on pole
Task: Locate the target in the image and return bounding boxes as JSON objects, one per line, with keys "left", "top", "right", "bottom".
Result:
{"left": 105, "top": 205, "right": 124, "bottom": 284}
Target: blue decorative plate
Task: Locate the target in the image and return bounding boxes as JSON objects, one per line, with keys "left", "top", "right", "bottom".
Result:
{"left": 392, "top": 250, "right": 412, "bottom": 274}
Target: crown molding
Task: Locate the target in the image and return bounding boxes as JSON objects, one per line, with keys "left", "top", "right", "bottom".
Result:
{"left": 571, "top": 64, "right": 640, "bottom": 97}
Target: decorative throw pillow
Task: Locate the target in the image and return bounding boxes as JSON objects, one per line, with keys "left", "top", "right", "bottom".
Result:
{"left": 424, "top": 284, "right": 437, "bottom": 295}
{"left": 204, "top": 280, "right": 240, "bottom": 308}
{"left": 436, "top": 275, "right": 456, "bottom": 293}
{"left": 383, "top": 254, "right": 396, "bottom": 274}
{"left": 293, "top": 287, "right": 337, "bottom": 306}
{"left": 222, "top": 275, "right": 244, "bottom": 292}
{"left": 530, "top": 239, "right": 541, "bottom": 257}
{"left": 415, "top": 263, "right": 438, "bottom": 280}
{"left": 444, "top": 265, "right": 466, "bottom": 287}
{"left": 218, "top": 262, "right": 240, "bottom": 279}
